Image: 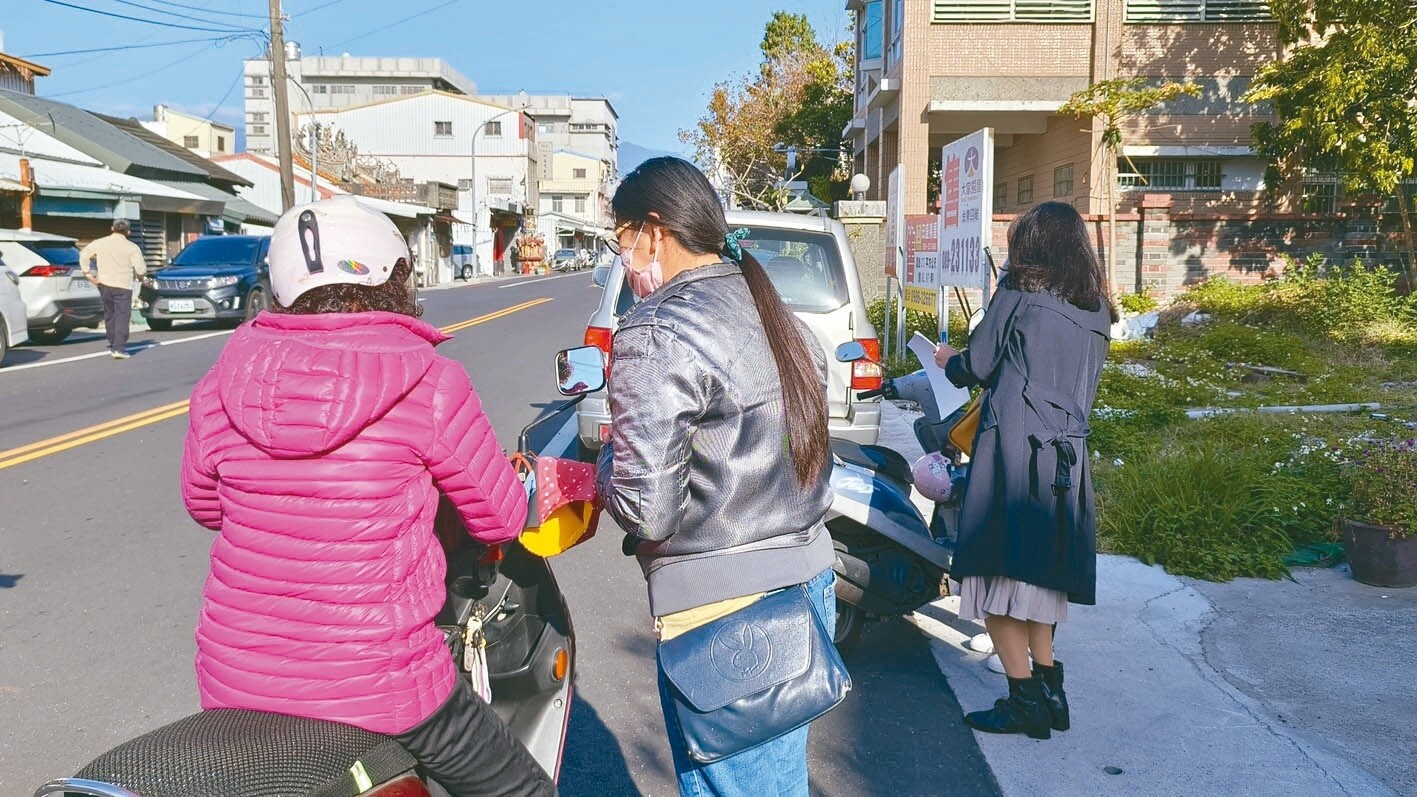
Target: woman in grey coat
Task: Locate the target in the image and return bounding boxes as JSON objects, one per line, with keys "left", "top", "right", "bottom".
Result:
{"left": 934, "top": 201, "right": 1116, "bottom": 740}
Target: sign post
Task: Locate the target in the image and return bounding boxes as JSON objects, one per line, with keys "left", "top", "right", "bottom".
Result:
{"left": 884, "top": 165, "right": 905, "bottom": 361}
{"left": 935, "top": 128, "right": 995, "bottom": 341}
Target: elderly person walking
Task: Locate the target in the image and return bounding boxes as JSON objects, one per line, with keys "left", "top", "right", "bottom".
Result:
{"left": 934, "top": 201, "right": 1117, "bottom": 740}
{"left": 79, "top": 219, "right": 147, "bottom": 359}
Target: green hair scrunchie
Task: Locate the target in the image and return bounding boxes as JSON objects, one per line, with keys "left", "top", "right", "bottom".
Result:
{"left": 723, "top": 228, "right": 750, "bottom": 262}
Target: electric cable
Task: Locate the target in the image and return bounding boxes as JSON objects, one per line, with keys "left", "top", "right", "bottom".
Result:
{"left": 103, "top": 0, "right": 261, "bottom": 30}
{"left": 119, "top": 0, "right": 269, "bottom": 19}
{"left": 39, "top": 0, "right": 262, "bottom": 34}
{"left": 21, "top": 36, "right": 247, "bottom": 58}
{"left": 324, "top": 0, "right": 460, "bottom": 48}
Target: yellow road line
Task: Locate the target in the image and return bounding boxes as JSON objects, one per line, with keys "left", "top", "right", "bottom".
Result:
{"left": 0, "top": 299, "right": 553, "bottom": 472}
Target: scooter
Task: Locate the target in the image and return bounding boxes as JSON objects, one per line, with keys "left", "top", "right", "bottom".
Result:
{"left": 826, "top": 341, "right": 969, "bottom": 655}
{"left": 34, "top": 347, "right": 608, "bottom": 797}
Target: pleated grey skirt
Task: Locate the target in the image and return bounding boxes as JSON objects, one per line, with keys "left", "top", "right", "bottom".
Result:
{"left": 958, "top": 576, "right": 1068, "bottom": 624}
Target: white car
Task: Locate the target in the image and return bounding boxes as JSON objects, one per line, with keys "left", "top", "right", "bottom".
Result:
{"left": 0, "top": 258, "right": 29, "bottom": 366}
{"left": 0, "top": 229, "right": 103, "bottom": 344}
{"left": 577, "top": 210, "right": 882, "bottom": 453}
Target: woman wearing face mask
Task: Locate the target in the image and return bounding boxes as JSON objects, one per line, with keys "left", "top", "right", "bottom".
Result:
{"left": 595, "top": 157, "right": 837, "bottom": 795}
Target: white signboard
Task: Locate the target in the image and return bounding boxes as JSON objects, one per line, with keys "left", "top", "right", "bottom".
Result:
{"left": 885, "top": 165, "right": 904, "bottom": 279}
{"left": 937, "top": 128, "right": 994, "bottom": 289}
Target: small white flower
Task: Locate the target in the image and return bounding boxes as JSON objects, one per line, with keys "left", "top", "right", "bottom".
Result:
{"left": 1113, "top": 458, "right": 1125, "bottom": 467}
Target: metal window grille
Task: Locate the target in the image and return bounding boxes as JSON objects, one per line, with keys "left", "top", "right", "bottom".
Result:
{"left": 552, "top": 195, "right": 564, "bottom": 213}
{"left": 1017, "top": 175, "right": 1034, "bottom": 204}
{"left": 434, "top": 121, "right": 453, "bottom": 136}
{"left": 1054, "top": 164, "right": 1075, "bottom": 196}
{"left": 374, "top": 85, "right": 399, "bottom": 95}
{"left": 575, "top": 196, "right": 587, "bottom": 214}
{"left": 994, "top": 181, "right": 1008, "bottom": 211}
{"left": 1118, "top": 159, "right": 1223, "bottom": 191}
{"left": 487, "top": 177, "right": 513, "bottom": 194}
{"left": 401, "top": 86, "right": 423, "bottom": 94}
{"left": 182, "top": 135, "right": 200, "bottom": 149}
{"left": 933, "top": 0, "right": 1094, "bottom": 23}
{"left": 1124, "top": 0, "right": 1271, "bottom": 22}
{"left": 1301, "top": 178, "right": 1339, "bottom": 214}
{"left": 573, "top": 168, "right": 587, "bottom": 179}
{"left": 485, "top": 121, "right": 503, "bottom": 137}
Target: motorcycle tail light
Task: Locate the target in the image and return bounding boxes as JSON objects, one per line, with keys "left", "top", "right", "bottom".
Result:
{"left": 553, "top": 647, "right": 570, "bottom": 681}
{"left": 851, "top": 338, "right": 883, "bottom": 391}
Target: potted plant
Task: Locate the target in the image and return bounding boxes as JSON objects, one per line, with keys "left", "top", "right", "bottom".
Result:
{"left": 1338, "top": 437, "right": 1417, "bottom": 588}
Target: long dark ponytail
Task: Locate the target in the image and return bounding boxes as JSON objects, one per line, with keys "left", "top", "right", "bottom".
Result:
{"left": 612, "top": 158, "right": 828, "bottom": 485}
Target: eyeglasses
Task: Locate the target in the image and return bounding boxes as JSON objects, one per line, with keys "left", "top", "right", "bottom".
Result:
{"left": 603, "top": 222, "right": 640, "bottom": 257}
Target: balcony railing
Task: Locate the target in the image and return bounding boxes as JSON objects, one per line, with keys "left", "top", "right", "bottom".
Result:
{"left": 1124, "top": 0, "right": 1272, "bottom": 23}
{"left": 933, "top": 0, "right": 1094, "bottom": 23}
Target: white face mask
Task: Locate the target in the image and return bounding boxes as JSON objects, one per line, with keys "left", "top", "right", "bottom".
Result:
{"left": 621, "top": 225, "right": 663, "bottom": 299}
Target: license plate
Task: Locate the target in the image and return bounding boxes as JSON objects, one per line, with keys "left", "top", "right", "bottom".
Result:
{"left": 67, "top": 278, "right": 96, "bottom": 294}
{"left": 168, "top": 299, "right": 196, "bottom": 313}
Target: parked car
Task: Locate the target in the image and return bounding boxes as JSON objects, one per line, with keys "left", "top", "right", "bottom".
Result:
{"left": 0, "top": 259, "right": 29, "bottom": 365}
{"left": 551, "top": 248, "right": 580, "bottom": 272}
{"left": 138, "top": 235, "right": 271, "bottom": 331}
{"left": 451, "top": 244, "right": 477, "bottom": 280}
{"left": 577, "top": 210, "right": 882, "bottom": 452}
{"left": 0, "top": 229, "right": 102, "bottom": 344}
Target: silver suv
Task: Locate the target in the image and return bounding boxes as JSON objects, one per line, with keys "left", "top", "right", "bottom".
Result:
{"left": 577, "top": 210, "right": 882, "bottom": 452}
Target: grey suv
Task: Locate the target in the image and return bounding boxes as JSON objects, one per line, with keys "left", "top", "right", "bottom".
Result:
{"left": 578, "top": 210, "right": 882, "bottom": 452}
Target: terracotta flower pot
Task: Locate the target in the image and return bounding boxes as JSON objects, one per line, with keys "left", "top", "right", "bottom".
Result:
{"left": 1339, "top": 518, "right": 1417, "bottom": 588}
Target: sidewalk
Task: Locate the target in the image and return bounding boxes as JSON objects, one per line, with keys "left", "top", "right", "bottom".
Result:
{"left": 877, "top": 402, "right": 1416, "bottom": 797}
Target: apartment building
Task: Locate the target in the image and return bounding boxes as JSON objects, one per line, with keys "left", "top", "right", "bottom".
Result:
{"left": 142, "top": 104, "right": 235, "bottom": 159}
{"left": 539, "top": 149, "right": 613, "bottom": 250}
{"left": 243, "top": 45, "right": 477, "bottom": 155}
{"left": 846, "top": 0, "right": 1308, "bottom": 294}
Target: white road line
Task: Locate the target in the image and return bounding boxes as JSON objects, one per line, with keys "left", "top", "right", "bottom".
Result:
{"left": 498, "top": 272, "right": 589, "bottom": 289}
{"left": 3, "top": 329, "right": 234, "bottom": 374}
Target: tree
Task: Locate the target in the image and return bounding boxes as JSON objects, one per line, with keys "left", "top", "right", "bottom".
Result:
{"left": 682, "top": 12, "right": 853, "bottom": 210}
{"left": 1246, "top": 0, "right": 1417, "bottom": 285}
{"left": 1061, "top": 78, "right": 1200, "bottom": 294}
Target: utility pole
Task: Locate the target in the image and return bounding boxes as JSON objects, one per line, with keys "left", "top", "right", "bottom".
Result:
{"left": 268, "top": 0, "right": 295, "bottom": 211}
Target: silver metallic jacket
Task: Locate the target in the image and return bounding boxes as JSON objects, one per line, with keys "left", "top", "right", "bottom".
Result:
{"left": 595, "top": 261, "right": 835, "bottom": 617}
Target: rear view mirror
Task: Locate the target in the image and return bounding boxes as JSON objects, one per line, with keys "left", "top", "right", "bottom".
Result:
{"left": 555, "top": 346, "right": 607, "bottom": 396}
{"left": 835, "top": 341, "right": 866, "bottom": 363}
{"left": 592, "top": 262, "right": 613, "bottom": 288}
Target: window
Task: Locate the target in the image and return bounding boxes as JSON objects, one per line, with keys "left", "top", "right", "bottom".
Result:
{"left": 551, "top": 195, "right": 564, "bottom": 213}
{"left": 1118, "top": 159, "right": 1222, "bottom": 191}
{"left": 216, "top": 136, "right": 226, "bottom": 152}
{"left": 374, "top": 85, "right": 399, "bottom": 95}
{"left": 250, "top": 125, "right": 267, "bottom": 135}
{"left": 1125, "top": 0, "right": 1271, "bottom": 22}
{"left": 458, "top": 178, "right": 473, "bottom": 191}
{"left": 575, "top": 196, "right": 587, "bottom": 214}
{"left": 862, "top": 1, "right": 884, "bottom": 60}
{"left": 573, "top": 168, "right": 587, "bottom": 179}
{"left": 248, "top": 112, "right": 267, "bottom": 122}
{"left": 888, "top": 0, "right": 905, "bottom": 68}
{"left": 401, "top": 85, "right": 423, "bottom": 94}
{"left": 994, "top": 181, "right": 1007, "bottom": 211}
{"left": 484, "top": 120, "right": 503, "bottom": 137}
{"left": 310, "top": 84, "right": 328, "bottom": 94}
{"left": 330, "top": 84, "right": 357, "bottom": 95}
{"left": 183, "top": 135, "right": 200, "bottom": 149}
{"left": 1017, "top": 175, "right": 1034, "bottom": 205}
{"left": 249, "top": 76, "right": 266, "bottom": 85}
{"left": 933, "top": 0, "right": 1094, "bottom": 23}
{"left": 570, "top": 123, "right": 603, "bottom": 132}
{"left": 249, "top": 88, "right": 266, "bottom": 98}
{"left": 1054, "top": 164, "right": 1075, "bottom": 197}
{"left": 487, "top": 177, "right": 513, "bottom": 195}
{"left": 434, "top": 120, "right": 454, "bottom": 137}
{"left": 1301, "top": 177, "right": 1339, "bottom": 214}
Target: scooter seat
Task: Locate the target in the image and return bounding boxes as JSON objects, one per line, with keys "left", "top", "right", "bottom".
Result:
{"left": 73, "top": 708, "right": 417, "bottom": 797}
{"left": 831, "top": 439, "right": 914, "bottom": 487}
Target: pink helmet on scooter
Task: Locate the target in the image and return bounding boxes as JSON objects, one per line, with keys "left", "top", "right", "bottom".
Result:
{"left": 912, "top": 452, "right": 956, "bottom": 503}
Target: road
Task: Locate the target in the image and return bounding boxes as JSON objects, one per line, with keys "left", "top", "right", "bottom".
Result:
{"left": 0, "top": 272, "right": 998, "bottom": 796}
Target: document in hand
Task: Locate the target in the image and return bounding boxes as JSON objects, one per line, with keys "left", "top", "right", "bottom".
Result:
{"left": 907, "top": 331, "right": 971, "bottom": 420}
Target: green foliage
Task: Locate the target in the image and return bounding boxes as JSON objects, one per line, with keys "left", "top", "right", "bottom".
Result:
{"left": 1117, "top": 288, "right": 1159, "bottom": 315}
{"left": 1060, "top": 78, "right": 1202, "bottom": 152}
{"left": 1343, "top": 438, "right": 1417, "bottom": 537}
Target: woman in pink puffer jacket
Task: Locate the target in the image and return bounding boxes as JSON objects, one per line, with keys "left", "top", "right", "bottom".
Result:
{"left": 180, "top": 197, "right": 555, "bottom": 796}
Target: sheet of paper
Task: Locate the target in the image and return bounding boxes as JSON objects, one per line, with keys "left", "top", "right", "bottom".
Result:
{"left": 907, "top": 331, "right": 971, "bottom": 419}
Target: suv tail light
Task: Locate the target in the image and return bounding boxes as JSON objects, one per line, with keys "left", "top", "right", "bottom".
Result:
{"left": 22, "top": 265, "right": 71, "bottom": 277}
{"left": 850, "top": 338, "right": 883, "bottom": 391}
{"left": 584, "top": 325, "right": 614, "bottom": 377}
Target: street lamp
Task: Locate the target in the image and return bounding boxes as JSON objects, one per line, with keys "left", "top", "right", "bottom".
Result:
{"left": 469, "top": 105, "right": 530, "bottom": 276}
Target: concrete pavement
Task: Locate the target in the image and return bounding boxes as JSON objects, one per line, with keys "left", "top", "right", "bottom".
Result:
{"left": 878, "top": 401, "right": 1416, "bottom": 797}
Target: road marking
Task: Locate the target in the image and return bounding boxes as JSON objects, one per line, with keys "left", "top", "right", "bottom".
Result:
{"left": 0, "top": 299, "right": 553, "bottom": 471}
{"left": 2, "top": 330, "right": 236, "bottom": 374}
{"left": 498, "top": 272, "right": 588, "bottom": 289}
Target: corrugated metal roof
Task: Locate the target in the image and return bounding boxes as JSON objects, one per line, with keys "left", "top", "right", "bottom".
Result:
{"left": 0, "top": 88, "right": 206, "bottom": 179}
{"left": 151, "top": 178, "right": 278, "bottom": 225}
{"left": 97, "top": 113, "right": 253, "bottom": 188}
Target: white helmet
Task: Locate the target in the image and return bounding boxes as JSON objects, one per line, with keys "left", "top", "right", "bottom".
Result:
{"left": 268, "top": 196, "right": 410, "bottom": 307}
{"left": 912, "top": 452, "right": 957, "bottom": 503}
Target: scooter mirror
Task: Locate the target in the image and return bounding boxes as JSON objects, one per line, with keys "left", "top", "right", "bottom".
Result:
{"left": 555, "top": 346, "right": 607, "bottom": 396}
{"left": 835, "top": 341, "right": 867, "bottom": 363}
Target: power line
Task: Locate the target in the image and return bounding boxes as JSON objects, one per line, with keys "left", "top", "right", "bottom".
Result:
{"left": 203, "top": 67, "right": 246, "bottom": 124}
{"left": 122, "top": 0, "right": 269, "bottom": 19}
{"left": 326, "top": 0, "right": 460, "bottom": 48}
{"left": 20, "top": 36, "right": 246, "bottom": 58}
{"left": 39, "top": 0, "right": 262, "bottom": 34}
{"left": 103, "top": 0, "right": 260, "bottom": 30}
{"left": 46, "top": 42, "right": 220, "bottom": 98}
{"left": 294, "top": 0, "right": 350, "bottom": 18}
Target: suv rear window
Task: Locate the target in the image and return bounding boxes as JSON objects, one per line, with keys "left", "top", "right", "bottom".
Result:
{"left": 739, "top": 228, "right": 848, "bottom": 313}
{"left": 22, "top": 243, "right": 80, "bottom": 265}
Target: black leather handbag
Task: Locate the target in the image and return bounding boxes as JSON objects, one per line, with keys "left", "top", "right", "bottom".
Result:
{"left": 657, "top": 584, "right": 852, "bottom": 763}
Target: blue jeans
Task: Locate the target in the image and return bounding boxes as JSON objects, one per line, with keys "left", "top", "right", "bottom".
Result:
{"left": 656, "top": 568, "right": 836, "bottom": 797}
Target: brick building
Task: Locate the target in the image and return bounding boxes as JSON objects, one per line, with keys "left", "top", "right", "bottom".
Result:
{"left": 844, "top": 0, "right": 1381, "bottom": 296}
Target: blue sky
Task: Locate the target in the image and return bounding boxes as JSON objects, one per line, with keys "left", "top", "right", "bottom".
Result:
{"left": 7, "top": 0, "right": 851, "bottom": 157}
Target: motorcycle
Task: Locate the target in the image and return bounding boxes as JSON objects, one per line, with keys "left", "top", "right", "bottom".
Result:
{"left": 826, "top": 341, "right": 970, "bottom": 655}
{"left": 34, "top": 346, "right": 608, "bottom": 797}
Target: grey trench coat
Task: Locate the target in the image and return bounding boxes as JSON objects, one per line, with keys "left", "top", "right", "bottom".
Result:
{"left": 945, "top": 285, "right": 1111, "bottom": 605}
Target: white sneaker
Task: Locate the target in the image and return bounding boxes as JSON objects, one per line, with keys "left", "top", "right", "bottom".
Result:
{"left": 985, "top": 653, "right": 1033, "bottom": 674}
{"left": 111, "top": 350, "right": 130, "bottom": 360}
{"left": 967, "top": 632, "right": 995, "bottom": 654}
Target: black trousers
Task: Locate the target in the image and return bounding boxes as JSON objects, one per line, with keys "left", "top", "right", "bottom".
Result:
{"left": 393, "top": 681, "right": 558, "bottom": 797}
{"left": 99, "top": 285, "right": 132, "bottom": 352}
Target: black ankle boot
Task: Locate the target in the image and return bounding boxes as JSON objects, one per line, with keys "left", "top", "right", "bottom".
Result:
{"left": 1033, "top": 660, "right": 1070, "bottom": 731}
{"left": 963, "top": 674, "right": 1052, "bottom": 739}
